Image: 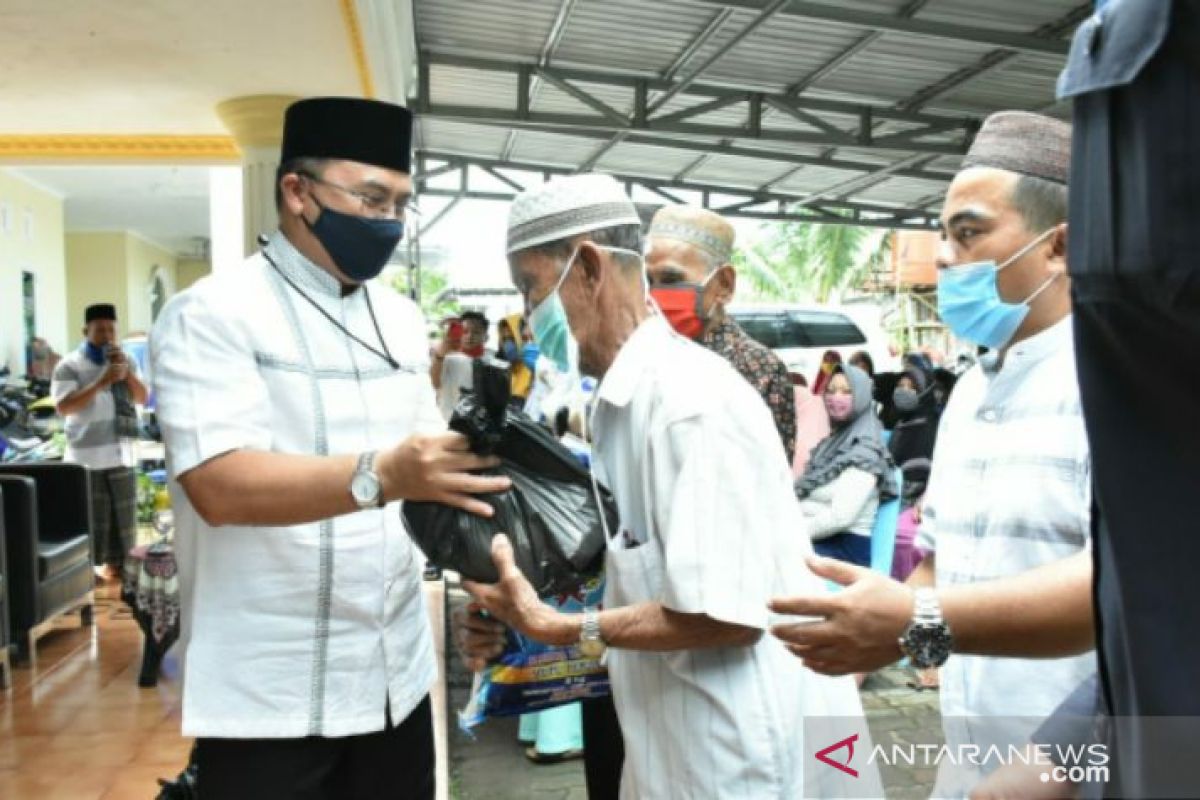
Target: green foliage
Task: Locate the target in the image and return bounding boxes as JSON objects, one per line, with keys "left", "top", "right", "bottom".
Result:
{"left": 390, "top": 262, "right": 460, "bottom": 322}
{"left": 136, "top": 472, "right": 157, "bottom": 525}
{"left": 734, "top": 214, "right": 889, "bottom": 304}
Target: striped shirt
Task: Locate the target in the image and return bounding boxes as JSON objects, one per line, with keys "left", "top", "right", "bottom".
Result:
{"left": 593, "top": 315, "right": 871, "bottom": 799}
{"left": 917, "top": 316, "right": 1096, "bottom": 796}
{"left": 51, "top": 348, "right": 139, "bottom": 469}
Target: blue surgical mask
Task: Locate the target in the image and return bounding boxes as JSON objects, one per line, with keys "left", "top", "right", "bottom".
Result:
{"left": 937, "top": 229, "right": 1059, "bottom": 350}
{"left": 528, "top": 245, "right": 643, "bottom": 374}
{"left": 83, "top": 340, "right": 106, "bottom": 366}
{"left": 305, "top": 197, "right": 404, "bottom": 283}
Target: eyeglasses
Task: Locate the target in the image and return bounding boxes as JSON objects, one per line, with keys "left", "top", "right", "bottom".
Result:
{"left": 300, "top": 172, "right": 416, "bottom": 220}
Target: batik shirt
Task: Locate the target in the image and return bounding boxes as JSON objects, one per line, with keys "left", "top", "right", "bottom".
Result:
{"left": 700, "top": 318, "right": 796, "bottom": 463}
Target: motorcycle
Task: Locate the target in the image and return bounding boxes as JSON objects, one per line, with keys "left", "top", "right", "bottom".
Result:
{"left": 0, "top": 369, "right": 64, "bottom": 462}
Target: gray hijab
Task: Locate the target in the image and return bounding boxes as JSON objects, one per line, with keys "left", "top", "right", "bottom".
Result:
{"left": 795, "top": 364, "right": 898, "bottom": 501}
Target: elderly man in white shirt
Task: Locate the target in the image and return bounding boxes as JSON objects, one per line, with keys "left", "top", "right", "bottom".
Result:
{"left": 770, "top": 112, "right": 1096, "bottom": 798}
{"left": 151, "top": 97, "right": 509, "bottom": 800}
{"left": 459, "top": 174, "right": 875, "bottom": 799}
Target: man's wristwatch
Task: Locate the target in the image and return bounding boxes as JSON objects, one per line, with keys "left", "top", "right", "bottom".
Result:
{"left": 579, "top": 608, "right": 607, "bottom": 659}
{"left": 350, "top": 451, "right": 385, "bottom": 510}
{"left": 898, "top": 588, "right": 953, "bottom": 669}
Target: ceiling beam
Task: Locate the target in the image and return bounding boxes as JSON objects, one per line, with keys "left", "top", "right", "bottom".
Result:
{"left": 675, "top": 153, "right": 713, "bottom": 181}
{"left": 427, "top": 126, "right": 956, "bottom": 182}
{"left": 687, "top": 0, "right": 1070, "bottom": 55}
{"left": 414, "top": 149, "right": 941, "bottom": 229}
{"left": 577, "top": 132, "right": 627, "bottom": 172}
{"left": 798, "top": 154, "right": 936, "bottom": 207}
{"left": 419, "top": 104, "right": 969, "bottom": 156}
{"left": 896, "top": 3, "right": 1091, "bottom": 112}
{"left": 663, "top": 8, "right": 735, "bottom": 81}
{"left": 783, "top": 0, "right": 933, "bottom": 95}
{"left": 423, "top": 53, "right": 980, "bottom": 130}
{"left": 647, "top": 0, "right": 790, "bottom": 114}
{"left": 501, "top": 0, "right": 579, "bottom": 160}
{"left": 576, "top": 4, "right": 746, "bottom": 181}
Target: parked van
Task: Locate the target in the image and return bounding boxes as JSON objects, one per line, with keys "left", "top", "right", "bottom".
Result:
{"left": 726, "top": 303, "right": 893, "bottom": 382}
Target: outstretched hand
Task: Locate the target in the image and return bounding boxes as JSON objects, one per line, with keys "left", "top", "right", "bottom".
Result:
{"left": 378, "top": 432, "right": 511, "bottom": 515}
{"left": 768, "top": 555, "right": 914, "bottom": 675}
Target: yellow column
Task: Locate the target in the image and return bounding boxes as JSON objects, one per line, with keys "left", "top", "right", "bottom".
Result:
{"left": 216, "top": 95, "right": 298, "bottom": 257}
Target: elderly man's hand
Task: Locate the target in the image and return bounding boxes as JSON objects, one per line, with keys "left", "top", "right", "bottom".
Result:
{"left": 462, "top": 535, "right": 575, "bottom": 646}
{"left": 451, "top": 601, "right": 508, "bottom": 672}
{"left": 768, "top": 555, "right": 914, "bottom": 675}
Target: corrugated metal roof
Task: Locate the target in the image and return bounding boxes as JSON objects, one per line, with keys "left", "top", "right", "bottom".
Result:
{"left": 413, "top": 0, "right": 1085, "bottom": 224}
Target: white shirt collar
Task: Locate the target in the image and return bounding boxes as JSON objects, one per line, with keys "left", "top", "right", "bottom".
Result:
{"left": 595, "top": 314, "right": 671, "bottom": 408}
{"left": 981, "top": 314, "right": 1073, "bottom": 377}
{"left": 263, "top": 230, "right": 344, "bottom": 299}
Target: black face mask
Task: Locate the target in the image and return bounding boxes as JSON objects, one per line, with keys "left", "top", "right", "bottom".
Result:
{"left": 893, "top": 387, "right": 921, "bottom": 414}
{"left": 305, "top": 197, "right": 403, "bottom": 282}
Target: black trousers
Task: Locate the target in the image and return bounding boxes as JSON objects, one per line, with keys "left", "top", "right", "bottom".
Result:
{"left": 580, "top": 695, "right": 624, "bottom": 800}
{"left": 196, "top": 696, "right": 434, "bottom": 800}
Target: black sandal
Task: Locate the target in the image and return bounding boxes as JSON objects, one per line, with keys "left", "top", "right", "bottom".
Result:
{"left": 524, "top": 746, "right": 584, "bottom": 764}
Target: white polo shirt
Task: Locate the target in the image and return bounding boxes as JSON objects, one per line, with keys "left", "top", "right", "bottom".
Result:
{"left": 150, "top": 232, "right": 445, "bottom": 739}
{"left": 591, "top": 314, "right": 872, "bottom": 799}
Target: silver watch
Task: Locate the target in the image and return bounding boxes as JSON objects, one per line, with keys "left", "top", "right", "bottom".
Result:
{"left": 350, "top": 451, "right": 384, "bottom": 510}
{"left": 579, "top": 608, "right": 607, "bottom": 660}
{"left": 898, "top": 588, "right": 953, "bottom": 669}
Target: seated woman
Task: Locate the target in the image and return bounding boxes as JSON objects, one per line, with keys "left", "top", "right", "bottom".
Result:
{"left": 795, "top": 364, "right": 897, "bottom": 567}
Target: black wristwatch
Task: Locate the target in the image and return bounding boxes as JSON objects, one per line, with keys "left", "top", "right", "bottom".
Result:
{"left": 898, "top": 588, "right": 953, "bottom": 669}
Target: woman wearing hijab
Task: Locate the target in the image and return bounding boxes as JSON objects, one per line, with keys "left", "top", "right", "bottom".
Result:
{"left": 497, "top": 313, "right": 534, "bottom": 410}
{"left": 795, "top": 364, "right": 897, "bottom": 567}
{"left": 811, "top": 350, "right": 843, "bottom": 396}
{"left": 888, "top": 362, "right": 941, "bottom": 503}
{"left": 848, "top": 350, "right": 874, "bottom": 379}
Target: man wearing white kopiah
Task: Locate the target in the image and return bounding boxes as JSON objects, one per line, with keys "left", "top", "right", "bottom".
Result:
{"left": 461, "top": 174, "right": 875, "bottom": 799}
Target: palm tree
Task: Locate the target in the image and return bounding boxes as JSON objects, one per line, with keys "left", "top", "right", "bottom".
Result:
{"left": 733, "top": 213, "right": 879, "bottom": 303}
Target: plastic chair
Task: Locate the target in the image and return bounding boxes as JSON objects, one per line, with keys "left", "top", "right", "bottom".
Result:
{"left": 868, "top": 468, "right": 904, "bottom": 576}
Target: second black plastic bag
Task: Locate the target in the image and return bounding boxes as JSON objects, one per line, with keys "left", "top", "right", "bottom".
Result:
{"left": 401, "top": 358, "right": 614, "bottom": 597}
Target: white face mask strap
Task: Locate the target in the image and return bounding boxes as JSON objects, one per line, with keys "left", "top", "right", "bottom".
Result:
{"left": 554, "top": 245, "right": 582, "bottom": 292}
{"left": 1024, "top": 271, "right": 1061, "bottom": 306}
{"left": 998, "top": 227, "right": 1057, "bottom": 271}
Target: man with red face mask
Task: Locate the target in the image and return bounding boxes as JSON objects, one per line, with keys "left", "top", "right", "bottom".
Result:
{"left": 646, "top": 205, "right": 796, "bottom": 463}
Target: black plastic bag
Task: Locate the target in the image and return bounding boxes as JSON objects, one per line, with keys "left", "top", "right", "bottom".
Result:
{"left": 402, "top": 358, "right": 614, "bottom": 596}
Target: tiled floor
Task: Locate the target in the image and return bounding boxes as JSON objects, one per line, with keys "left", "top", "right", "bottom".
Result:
{"left": 0, "top": 580, "right": 192, "bottom": 800}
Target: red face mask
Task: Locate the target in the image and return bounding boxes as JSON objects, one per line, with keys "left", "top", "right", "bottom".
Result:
{"left": 649, "top": 282, "right": 710, "bottom": 340}
{"left": 463, "top": 344, "right": 485, "bottom": 358}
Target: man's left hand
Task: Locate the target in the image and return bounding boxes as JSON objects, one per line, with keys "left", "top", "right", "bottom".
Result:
{"left": 462, "top": 534, "right": 574, "bottom": 646}
{"left": 768, "top": 555, "right": 914, "bottom": 675}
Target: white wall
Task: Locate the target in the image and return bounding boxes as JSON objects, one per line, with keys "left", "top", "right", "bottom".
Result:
{"left": 0, "top": 168, "right": 68, "bottom": 374}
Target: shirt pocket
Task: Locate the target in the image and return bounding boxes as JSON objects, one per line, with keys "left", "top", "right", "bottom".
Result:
{"left": 1057, "top": 1, "right": 1171, "bottom": 99}
{"left": 603, "top": 539, "right": 664, "bottom": 608}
